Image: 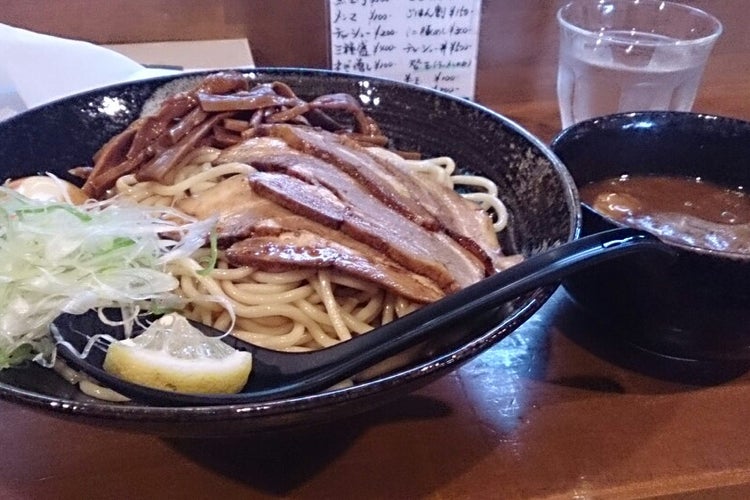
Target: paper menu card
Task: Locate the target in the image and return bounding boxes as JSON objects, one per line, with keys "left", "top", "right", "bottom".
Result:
{"left": 328, "top": 0, "right": 483, "bottom": 99}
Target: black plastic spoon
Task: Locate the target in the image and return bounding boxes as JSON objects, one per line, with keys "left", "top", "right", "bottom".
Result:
{"left": 51, "top": 227, "right": 672, "bottom": 406}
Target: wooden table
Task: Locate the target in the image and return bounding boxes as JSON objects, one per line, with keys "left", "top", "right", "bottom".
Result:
{"left": 3, "top": 11, "right": 750, "bottom": 500}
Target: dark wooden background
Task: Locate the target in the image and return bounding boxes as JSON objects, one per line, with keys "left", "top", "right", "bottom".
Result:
{"left": 2, "top": 1, "right": 747, "bottom": 140}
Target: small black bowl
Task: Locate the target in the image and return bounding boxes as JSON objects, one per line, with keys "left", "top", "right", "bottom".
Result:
{"left": 551, "top": 111, "right": 750, "bottom": 362}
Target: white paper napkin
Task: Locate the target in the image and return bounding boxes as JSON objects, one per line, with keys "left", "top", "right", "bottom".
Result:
{"left": 0, "top": 23, "right": 177, "bottom": 120}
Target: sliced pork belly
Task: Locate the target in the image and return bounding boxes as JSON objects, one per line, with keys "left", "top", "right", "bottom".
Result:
{"left": 248, "top": 171, "right": 472, "bottom": 290}
{"left": 225, "top": 230, "right": 444, "bottom": 303}
{"left": 243, "top": 155, "right": 485, "bottom": 289}
{"left": 178, "top": 170, "right": 478, "bottom": 291}
{"left": 178, "top": 125, "right": 505, "bottom": 298}
{"left": 373, "top": 152, "right": 506, "bottom": 273}
{"left": 269, "top": 124, "right": 440, "bottom": 231}
{"left": 249, "top": 170, "right": 348, "bottom": 229}
{"left": 215, "top": 136, "right": 291, "bottom": 163}
{"left": 215, "top": 135, "right": 495, "bottom": 283}
{"left": 265, "top": 126, "right": 507, "bottom": 273}
{"left": 176, "top": 175, "right": 445, "bottom": 302}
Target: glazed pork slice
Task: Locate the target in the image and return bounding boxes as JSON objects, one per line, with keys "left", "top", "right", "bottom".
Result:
{"left": 266, "top": 125, "right": 506, "bottom": 273}
{"left": 176, "top": 173, "right": 288, "bottom": 244}
{"left": 216, "top": 137, "right": 389, "bottom": 209}
{"left": 177, "top": 169, "right": 479, "bottom": 292}
{"left": 176, "top": 175, "right": 445, "bottom": 302}
{"left": 269, "top": 124, "right": 440, "bottom": 231}
{"left": 381, "top": 153, "right": 509, "bottom": 272}
{"left": 177, "top": 173, "right": 345, "bottom": 245}
{"left": 225, "top": 230, "right": 444, "bottom": 303}
{"left": 248, "top": 171, "right": 475, "bottom": 290}
{"left": 215, "top": 137, "right": 488, "bottom": 288}
{"left": 215, "top": 136, "right": 291, "bottom": 164}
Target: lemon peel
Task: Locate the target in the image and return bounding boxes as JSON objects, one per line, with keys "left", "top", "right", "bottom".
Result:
{"left": 103, "top": 313, "right": 252, "bottom": 394}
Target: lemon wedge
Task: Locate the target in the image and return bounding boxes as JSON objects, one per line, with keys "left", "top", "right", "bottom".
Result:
{"left": 103, "top": 313, "right": 252, "bottom": 394}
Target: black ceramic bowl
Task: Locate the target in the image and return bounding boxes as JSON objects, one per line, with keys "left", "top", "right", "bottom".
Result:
{"left": 551, "top": 111, "right": 750, "bottom": 362}
{"left": 0, "top": 68, "right": 578, "bottom": 436}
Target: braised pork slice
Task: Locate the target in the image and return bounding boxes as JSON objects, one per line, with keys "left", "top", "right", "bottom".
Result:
{"left": 215, "top": 136, "right": 291, "bottom": 164}
{"left": 247, "top": 171, "right": 476, "bottom": 290}
{"left": 269, "top": 124, "right": 440, "bottom": 231}
{"left": 178, "top": 169, "right": 478, "bottom": 292}
{"left": 363, "top": 148, "right": 506, "bottom": 273}
{"left": 225, "top": 230, "right": 444, "bottom": 303}
{"left": 215, "top": 136, "right": 495, "bottom": 284}
{"left": 176, "top": 175, "right": 445, "bottom": 302}
{"left": 265, "top": 126, "right": 509, "bottom": 273}
{"left": 249, "top": 171, "right": 348, "bottom": 229}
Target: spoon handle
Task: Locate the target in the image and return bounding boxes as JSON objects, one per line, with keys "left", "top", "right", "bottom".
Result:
{"left": 276, "top": 227, "right": 672, "bottom": 393}
{"left": 54, "top": 227, "right": 672, "bottom": 406}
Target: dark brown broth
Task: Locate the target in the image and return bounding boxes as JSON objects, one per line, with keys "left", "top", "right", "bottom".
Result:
{"left": 579, "top": 175, "right": 750, "bottom": 254}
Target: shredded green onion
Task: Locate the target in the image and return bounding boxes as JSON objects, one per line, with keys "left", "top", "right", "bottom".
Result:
{"left": 197, "top": 229, "right": 219, "bottom": 276}
{"left": 0, "top": 186, "right": 215, "bottom": 369}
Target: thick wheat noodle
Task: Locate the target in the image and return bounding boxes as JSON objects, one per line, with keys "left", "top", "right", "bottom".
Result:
{"left": 178, "top": 270, "right": 338, "bottom": 345}
{"left": 408, "top": 162, "right": 509, "bottom": 232}
{"left": 400, "top": 155, "right": 456, "bottom": 185}
{"left": 381, "top": 294, "right": 397, "bottom": 325}
{"left": 351, "top": 292, "right": 384, "bottom": 323}
{"left": 204, "top": 265, "right": 254, "bottom": 281}
{"left": 175, "top": 251, "right": 385, "bottom": 347}
{"left": 327, "top": 273, "right": 380, "bottom": 294}
{"left": 235, "top": 316, "right": 298, "bottom": 334}
{"left": 234, "top": 322, "right": 309, "bottom": 351}
{"left": 177, "top": 274, "right": 226, "bottom": 314}
{"left": 212, "top": 308, "right": 312, "bottom": 352}
{"left": 248, "top": 268, "right": 317, "bottom": 284}
{"left": 114, "top": 163, "right": 249, "bottom": 201}
{"left": 233, "top": 317, "right": 314, "bottom": 351}
{"left": 224, "top": 278, "right": 307, "bottom": 295}
{"left": 221, "top": 279, "right": 315, "bottom": 305}
{"left": 295, "top": 294, "right": 375, "bottom": 336}
{"left": 311, "top": 270, "right": 352, "bottom": 341}
{"left": 238, "top": 302, "right": 338, "bottom": 347}
{"left": 178, "top": 266, "right": 339, "bottom": 348}
{"left": 177, "top": 263, "right": 337, "bottom": 346}
{"left": 177, "top": 251, "right": 349, "bottom": 348}
{"left": 226, "top": 280, "right": 301, "bottom": 294}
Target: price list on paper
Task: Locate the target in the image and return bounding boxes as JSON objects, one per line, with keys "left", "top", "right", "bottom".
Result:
{"left": 329, "top": 0, "right": 483, "bottom": 99}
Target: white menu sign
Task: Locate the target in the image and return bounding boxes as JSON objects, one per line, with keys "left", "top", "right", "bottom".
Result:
{"left": 328, "top": 0, "right": 483, "bottom": 99}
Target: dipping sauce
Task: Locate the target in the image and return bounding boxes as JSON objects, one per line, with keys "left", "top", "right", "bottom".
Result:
{"left": 580, "top": 175, "right": 750, "bottom": 254}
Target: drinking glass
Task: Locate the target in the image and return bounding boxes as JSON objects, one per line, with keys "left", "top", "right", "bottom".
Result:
{"left": 556, "top": 0, "right": 722, "bottom": 129}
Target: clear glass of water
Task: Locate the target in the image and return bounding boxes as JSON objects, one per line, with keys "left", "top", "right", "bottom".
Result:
{"left": 556, "top": 0, "right": 722, "bottom": 129}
